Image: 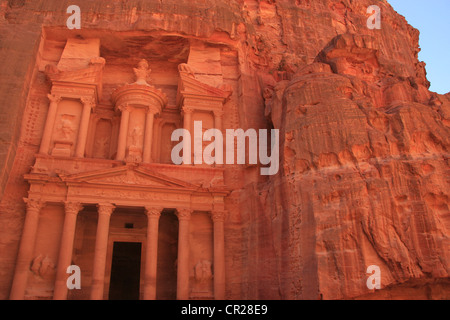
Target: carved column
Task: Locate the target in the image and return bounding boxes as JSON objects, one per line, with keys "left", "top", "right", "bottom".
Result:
{"left": 182, "top": 107, "right": 194, "bottom": 165}
{"left": 176, "top": 208, "right": 192, "bottom": 300}
{"left": 39, "top": 94, "right": 62, "bottom": 155}
{"left": 53, "top": 202, "right": 83, "bottom": 300}
{"left": 213, "top": 110, "right": 223, "bottom": 134}
{"left": 116, "top": 105, "right": 131, "bottom": 161}
{"left": 75, "top": 97, "right": 95, "bottom": 158}
{"left": 90, "top": 203, "right": 115, "bottom": 300}
{"left": 143, "top": 207, "right": 162, "bottom": 300}
{"left": 211, "top": 211, "right": 226, "bottom": 300}
{"left": 9, "top": 199, "right": 44, "bottom": 300}
{"left": 213, "top": 110, "right": 224, "bottom": 168}
{"left": 143, "top": 108, "right": 157, "bottom": 163}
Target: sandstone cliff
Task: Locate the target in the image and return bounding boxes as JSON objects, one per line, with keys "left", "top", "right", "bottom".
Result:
{"left": 0, "top": 0, "right": 448, "bottom": 299}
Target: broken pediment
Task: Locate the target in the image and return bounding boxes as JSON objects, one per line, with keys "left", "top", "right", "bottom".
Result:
{"left": 176, "top": 64, "right": 232, "bottom": 108}
{"left": 45, "top": 38, "right": 105, "bottom": 101}
{"left": 59, "top": 164, "right": 200, "bottom": 190}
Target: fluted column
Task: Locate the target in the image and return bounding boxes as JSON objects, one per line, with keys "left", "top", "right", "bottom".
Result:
{"left": 176, "top": 208, "right": 192, "bottom": 300}
{"left": 116, "top": 105, "right": 131, "bottom": 161}
{"left": 143, "top": 207, "right": 162, "bottom": 300}
{"left": 211, "top": 210, "right": 226, "bottom": 300}
{"left": 9, "top": 199, "right": 44, "bottom": 300}
{"left": 39, "top": 94, "right": 62, "bottom": 155}
{"left": 182, "top": 107, "right": 193, "bottom": 165}
{"left": 53, "top": 202, "right": 83, "bottom": 300}
{"left": 75, "top": 97, "right": 95, "bottom": 158}
{"left": 143, "top": 109, "right": 156, "bottom": 163}
{"left": 90, "top": 203, "right": 115, "bottom": 300}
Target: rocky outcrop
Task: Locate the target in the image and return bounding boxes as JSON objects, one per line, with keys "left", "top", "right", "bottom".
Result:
{"left": 260, "top": 32, "right": 449, "bottom": 299}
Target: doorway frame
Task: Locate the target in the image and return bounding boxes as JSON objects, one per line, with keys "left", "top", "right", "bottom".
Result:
{"left": 104, "top": 234, "right": 146, "bottom": 300}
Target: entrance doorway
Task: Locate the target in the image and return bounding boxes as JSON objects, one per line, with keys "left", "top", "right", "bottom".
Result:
{"left": 108, "top": 242, "right": 142, "bottom": 300}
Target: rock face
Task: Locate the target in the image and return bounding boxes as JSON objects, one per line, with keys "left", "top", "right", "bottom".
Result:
{"left": 0, "top": 0, "right": 449, "bottom": 300}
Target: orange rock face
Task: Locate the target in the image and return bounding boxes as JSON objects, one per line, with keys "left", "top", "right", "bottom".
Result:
{"left": 0, "top": 0, "right": 448, "bottom": 300}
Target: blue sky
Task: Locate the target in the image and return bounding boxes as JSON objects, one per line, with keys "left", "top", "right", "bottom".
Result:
{"left": 388, "top": 0, "right": 450, "bottom": 94}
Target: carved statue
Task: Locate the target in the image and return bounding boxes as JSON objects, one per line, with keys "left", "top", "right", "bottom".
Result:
{"left": 57, "top": 115, "right": 75, "bottom": 141}
{"left": 126, "top": 126, "right": 144, "bottom": 163}
{"left": 31, "top": 254, "right": 55, "bottom": 278}
{"left": 195, "top": 260, "right": 212, "bottom": 282}
{"left": 133, "top": 59, "right": 151, "bottom": 85}
{"left": 192, "top": 260, "right": 213, "bottom": 294}
{"left": 94, "top": 137, "right": 110, "bottom": 159}
{"left": 130, "top": 126, "right": 143, "bottom": 147}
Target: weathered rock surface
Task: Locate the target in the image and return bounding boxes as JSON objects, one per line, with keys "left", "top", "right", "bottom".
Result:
{"left": 0, "top": 0, "right": 448, "bottom": 300}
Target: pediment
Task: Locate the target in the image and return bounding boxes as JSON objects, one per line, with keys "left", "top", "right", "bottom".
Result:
{"left": 60, "top": 165, "right": 200, "bottom": 190}
{"left": 46, "top": 63, "right": 104, "bottom": 85}
{"left": 178, "top": 72, "right": 231, "bottom": 99}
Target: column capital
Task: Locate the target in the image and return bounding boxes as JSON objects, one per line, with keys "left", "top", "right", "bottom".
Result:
{"left": 145, "top": 207, "right": 163, "bottom": 219}
{"left": 80, "top": 96, "right": 96, "bottom": 108}
{"left": 118, "top": 104, "right": 131, "bottom": 113}
{"left": 213, "top": 109, "right": 224, "bottom": 118}
{"left": 47, "top": 94, "right": 62, "bottom": 104}
{"left": 211, "top": 210, "right": 227, "bottom": 222}
{"left": 176, "top": 208, "right": 192, "bottom": 221}
{"left": 182, "top": 106, "right": 194, "bottom": 115}
{"left": 97, "top": 203, "right": 115, "bottom": 216}
{"left": 23, "top": 198, "right": 44, "bottom": 212}
{"left": 64, "top": 201, "right": 83, "bottom": 215}
{"left": 146, "top": 105, "right": 160, "bottom": 115}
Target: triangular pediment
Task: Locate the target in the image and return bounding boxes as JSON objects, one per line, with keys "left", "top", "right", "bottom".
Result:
{"left": 60, "top": 164, "right": 200, "bottom": 190}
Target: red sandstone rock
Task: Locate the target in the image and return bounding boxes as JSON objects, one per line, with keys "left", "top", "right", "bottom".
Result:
{"left": 0, "top": 0, "right": 448, "bottom": 300}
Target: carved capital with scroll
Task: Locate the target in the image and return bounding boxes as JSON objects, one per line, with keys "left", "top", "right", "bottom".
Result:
{"left": 176, "top": 208, "right": 192, "bottom": 221}
{"left": 211, "top": 210, "right": 227, "bottom": 222}
{"left": 182, "top": 106, "right": 194, "bottom": 115}
{"left": 97, "top": 203, "right": 115, "bottom": 217}
{"left": 23, "top": 198, "right": 45, "bottom": 213}
{"left": 145, "top": 207, "right": 163, "bottom": 220}
{"left": 80, "top": 96, "right": 96, "bottom": 108}
{"left": 47, "top": 94, "right": 62, "bottom": 104}
{"left": 64, "top": 201, "right": 83, "bottom": 216}
{"left": 118, "top": 104, "right": 131, "bottom": 113}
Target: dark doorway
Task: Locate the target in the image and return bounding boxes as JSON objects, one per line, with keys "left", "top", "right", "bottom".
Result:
{"left": 109, "top": 242, "right": 142, "bottom": 300}
{"left": 156, "top": 211, "right": 179, "bottom": 300}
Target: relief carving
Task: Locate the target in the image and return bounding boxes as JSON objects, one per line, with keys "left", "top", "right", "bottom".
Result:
{"left": 30, "top": 254, "right": 56, "bottom": 278}
{"left": 52, "top": 114, "right": 77, "bottom": 157}
{"left": 126, "top": 126, "right": 143, "bottom": 163}
{"left": 94, "top": 137, "right": 110, "bottom": 159}
{"left": 192, "top": 260, "right": 213, "bottom": 295}
{"left": 133, "top": 59, "right": 152, "bottom": 85}
{"left": 57, "top": 115, "right": 76, "bottom": 141}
